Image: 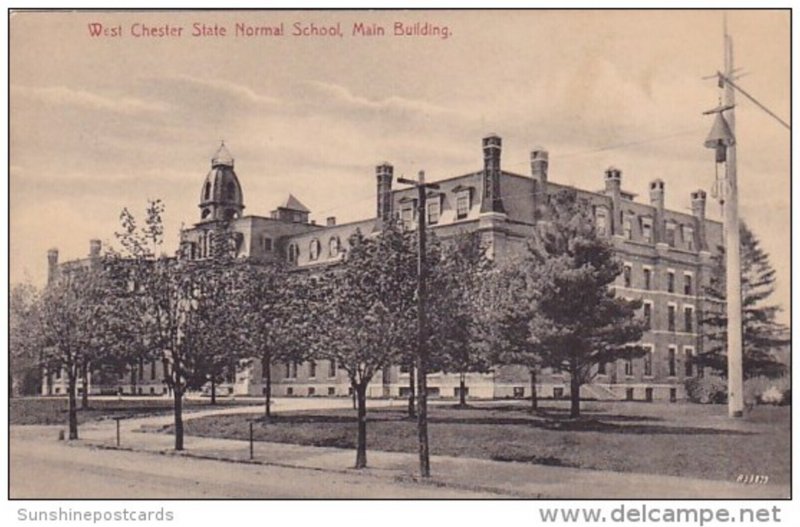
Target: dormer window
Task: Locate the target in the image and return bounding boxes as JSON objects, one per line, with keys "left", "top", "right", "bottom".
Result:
{"left": 456, "top": 191, "right": 470, "bottom": 220}
{"left": 683, "top": 225, "right": 695, "bottom": 251}
{"left": 426, "top": 198, "right": 441, "bottom": 225}
{"left": 401, "top": 206, "right": 415, "bottom": 230}
{"left": 595, "top": 207, "right": 608, "bottom": 236}
{"left": 665, "top": 222, "right": 677, "bottom": 247}
{"left": 641, "top": 217, "right": 653, "bottom": 242}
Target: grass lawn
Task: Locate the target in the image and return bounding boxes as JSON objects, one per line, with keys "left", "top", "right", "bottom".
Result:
{"left": 165, "top": 400, "right": 790, "bottom": 485}
{"left": 9, "top": 396, "right": 251, "bottom": 426}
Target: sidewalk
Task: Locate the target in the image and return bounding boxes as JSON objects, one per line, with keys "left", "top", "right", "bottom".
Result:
{"left": 73, "top": 402, "right": 788, "bottom": 499}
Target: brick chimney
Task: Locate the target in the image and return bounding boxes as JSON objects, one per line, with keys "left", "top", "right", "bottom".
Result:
{"left": 47, "top": 248, "right": 59, "bottom": 285}
{"left": 480, "top": 134, "right": 505, "bottom": 214}
{"left": 604, "top": 167, "right": 622, "bottom": 235}
{"left": 691, "top": 190, "right": 708, "bottom": 251}
{"left": 89, "top": 239, "right": 102, "bottom": 258}
{"left": 376, "top": 162, "right": 393, "bottom": 225}
{"left": 531, "top": 147, "right": 548, "bottom": 218}
{"left": 649, "top": 179, "right": 665, "bottom": 243}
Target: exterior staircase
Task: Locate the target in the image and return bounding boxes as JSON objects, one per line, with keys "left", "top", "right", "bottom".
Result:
{"left": 581, "top": 383, "right": 622, "bottom": 401}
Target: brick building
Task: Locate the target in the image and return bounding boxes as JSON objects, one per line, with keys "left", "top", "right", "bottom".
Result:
{"left": 45, "top": 136, "right": 722, "bottom": 401}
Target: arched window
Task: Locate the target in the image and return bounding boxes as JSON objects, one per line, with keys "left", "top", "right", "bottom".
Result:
{"left": 287, "top": 243, "right": 298, "bottom": 263}
{"left": 203, "top": 182, "right": 211, "bottom": 201}
{"left": 309, "top": 239, "right": 321, "bottom": 261}
{"left": 329, "top": 236, "right": 340, "bottom": 257}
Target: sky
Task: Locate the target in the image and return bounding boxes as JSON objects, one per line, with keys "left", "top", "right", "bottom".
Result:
{"left": 9, "top": 9, "right": 790, "bottom": 319}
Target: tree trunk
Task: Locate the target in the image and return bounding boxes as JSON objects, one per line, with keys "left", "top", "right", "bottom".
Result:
{"left": 210, "top": 377, "right": 217, "bottom": 405}
{"left": 81, "top": 361, "right": 90, "bottom": 410}
{"left": 264, "top": 359, "right": 272, "bottom": 420}
{"left": 407, "top": 362, "right": 416, "bottom": 418}
{"left": 459, "top": 372, "right": 467, "bottom": 407}
{"left": 131, "top": 363, "right": 137, "bottom": 396}
{"left": 174, "top": 387, "right": 184, "bottom": 451}
{"left": 67, "top": 373, "right": 78, "bottom": 440}
{"left": 530, "top": 368, "right": 538, "bottom": 412}
{"left": 354, "top": 383, "right": 368, "bottom": 469}
{"left": 569, "top": 359, "right": 581, "bottom": 418}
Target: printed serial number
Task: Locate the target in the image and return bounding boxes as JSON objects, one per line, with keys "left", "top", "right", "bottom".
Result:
{"left": 737, "top": 474, "right": 769, "bottom": 484}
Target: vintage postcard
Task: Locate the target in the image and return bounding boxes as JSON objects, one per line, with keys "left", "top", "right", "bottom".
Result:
{"left": 7, "top": 7, "right": 791, "bottom": 511}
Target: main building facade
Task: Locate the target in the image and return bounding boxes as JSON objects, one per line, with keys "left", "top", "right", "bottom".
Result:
{"left": 44, "top": 135, "right": 722, "bottom": 402}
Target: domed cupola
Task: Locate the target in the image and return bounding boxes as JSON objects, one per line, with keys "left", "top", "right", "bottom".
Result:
{"left": 199, "top": 142, "right": 244, "bottom": 222}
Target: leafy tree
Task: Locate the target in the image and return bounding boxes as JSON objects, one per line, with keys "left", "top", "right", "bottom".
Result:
{"left": 429, "top": 231, "right": 493, "bottom": 407}
{"left": 34, "top": 265, "right": 125, "bottom": 438}
{"left": 232, "top": 260, "right": 301, "bottom": 419}
{"left": 477, "top": 261, "right": 544, "bottom": 412}
{"left": 306, "top": 225, "right": 416, "bottom": 468}
{"left": 9, "top": 282, "right": 42, "bottom": 396}
{"left": 697, "top": 222, "right": 789, "bottom": 379}
{"left": 527, "top": 190, "right": 646, "bottom": 418}
{"left": 114, "top": 199, "right": 231, "bottom": 450}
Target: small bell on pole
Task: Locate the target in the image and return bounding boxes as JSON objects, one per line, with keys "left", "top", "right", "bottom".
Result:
{"left": 704, "top": 110, "right": 735, "bottom": 163}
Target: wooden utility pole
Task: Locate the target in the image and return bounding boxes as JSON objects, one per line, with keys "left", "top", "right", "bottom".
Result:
{"left": 722, "top": 27, "right": 744, "bottom": 418}
{"left": 397, "top": 170, "right": 439, "bottom": 478}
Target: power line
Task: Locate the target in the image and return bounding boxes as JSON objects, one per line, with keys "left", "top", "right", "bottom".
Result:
{"left": 716, "top": 72, "right": 790, "bottom": 130}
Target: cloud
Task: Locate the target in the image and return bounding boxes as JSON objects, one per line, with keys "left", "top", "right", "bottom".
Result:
{"left": 12, "top": 84, "right": 169, "bottom": 115}
{"left": 304, "top": 80, "right": 458, "bottom": 117}
{"left": 149, "top": 74, "right": 282, "bottom": 107}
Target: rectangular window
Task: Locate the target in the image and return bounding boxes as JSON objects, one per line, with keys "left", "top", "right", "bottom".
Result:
{"left": 668, "top": 305, "right": 676, "bottom": 332}
{"left": 151, "top": 361, "right": 156, "bottom": 380}
{"left": 598, "top": 361, "right": 606, "bottom": 375}
{"left": 625, "top": 358, "right": 634, "bottom": 376}
{"left": 626, "top": 387, "right": 634, "bottom": 401}
{"left": 668, "top": 347, "right": 677, "bottom": 377}
{"left": 401, "top": 207, "right": 414, "bottom": 229}
{"left": 328, "top": 360, "right": 336, "bottom": 377}
{"left": 645, "top": 388, "right": 654, "bottom": 402}
{"left": 644, "top": 349, "right": 653, "bottom": 376}
{"left": 665, "top": 224, "right": 676, "bottom": 246}
{"left": 553, "top": 387, "right": 564, "bottom": 399}
{"left": 308, "top": 387, "right": 316, "bottom": 396}
{"left": 513, "top": 387, "right": 525, "bottom": 398}
{"left": 643, "top": 268, "right": 652, "bottom": 290}
{"left": 263, "top": 237, "right": 273, "bottom": 251}
{"left": 595, "top": 209, "right": 607, "bottom": 236}
{"left": 684, "top": 306, "right": 694, "bottom": 332}
{"left": 683, "top": 225, "right": 695, "bottom": 251}
{"left": 684, "top": 348, "right": 694, "bottom": 377}
{"left": 426, "top": 199, "right": 440, "bottom": 225}
{"left": 684, "top": 274, "right": 693, "bottom": 295}
{"left": 667, "top": 271, "right": 675, "bottom": 293}
{"left": 643, "top": 303, "right": 652, "bottom": 330}
{"left": 328, "top": 387, "right": 335, "bottom": 396}
{"left": 670, "top": 388, "right": 677, "bottom": 402}
{"left": 623, "top": 217, "right": 633, "bottom": 240}
{"left": 284, "top": 362, "right": 291, "bottom": 378}
{"left": 291, "top": 362, "right": 298, "bottom": 378}
{"left": 623, "top": 265, "right": 632, "bottom": 288}
{"left": 456, "top": 191, "right": 470, "bottom": 219}
{"left": 308, "top": 360, "right": 316, "bottom": 378}
{"left": 641, "top": 218, "right": 653, "bottom": 242}
{"left": 287, "top": 387, "right": 294, "bottom": 396}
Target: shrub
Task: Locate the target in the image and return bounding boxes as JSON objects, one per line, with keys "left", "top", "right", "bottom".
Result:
{"left": 684, "top": 376, "right": 727, "bottom": 404}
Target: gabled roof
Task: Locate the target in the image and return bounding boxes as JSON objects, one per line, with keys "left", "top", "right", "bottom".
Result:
{"left": 279, "top": 194, "right": 310, "bottom": 213}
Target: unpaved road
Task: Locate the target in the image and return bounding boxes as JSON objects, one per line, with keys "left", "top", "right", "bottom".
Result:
{"left": 10, "top": 428, "right": 498, "bottom": 499}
